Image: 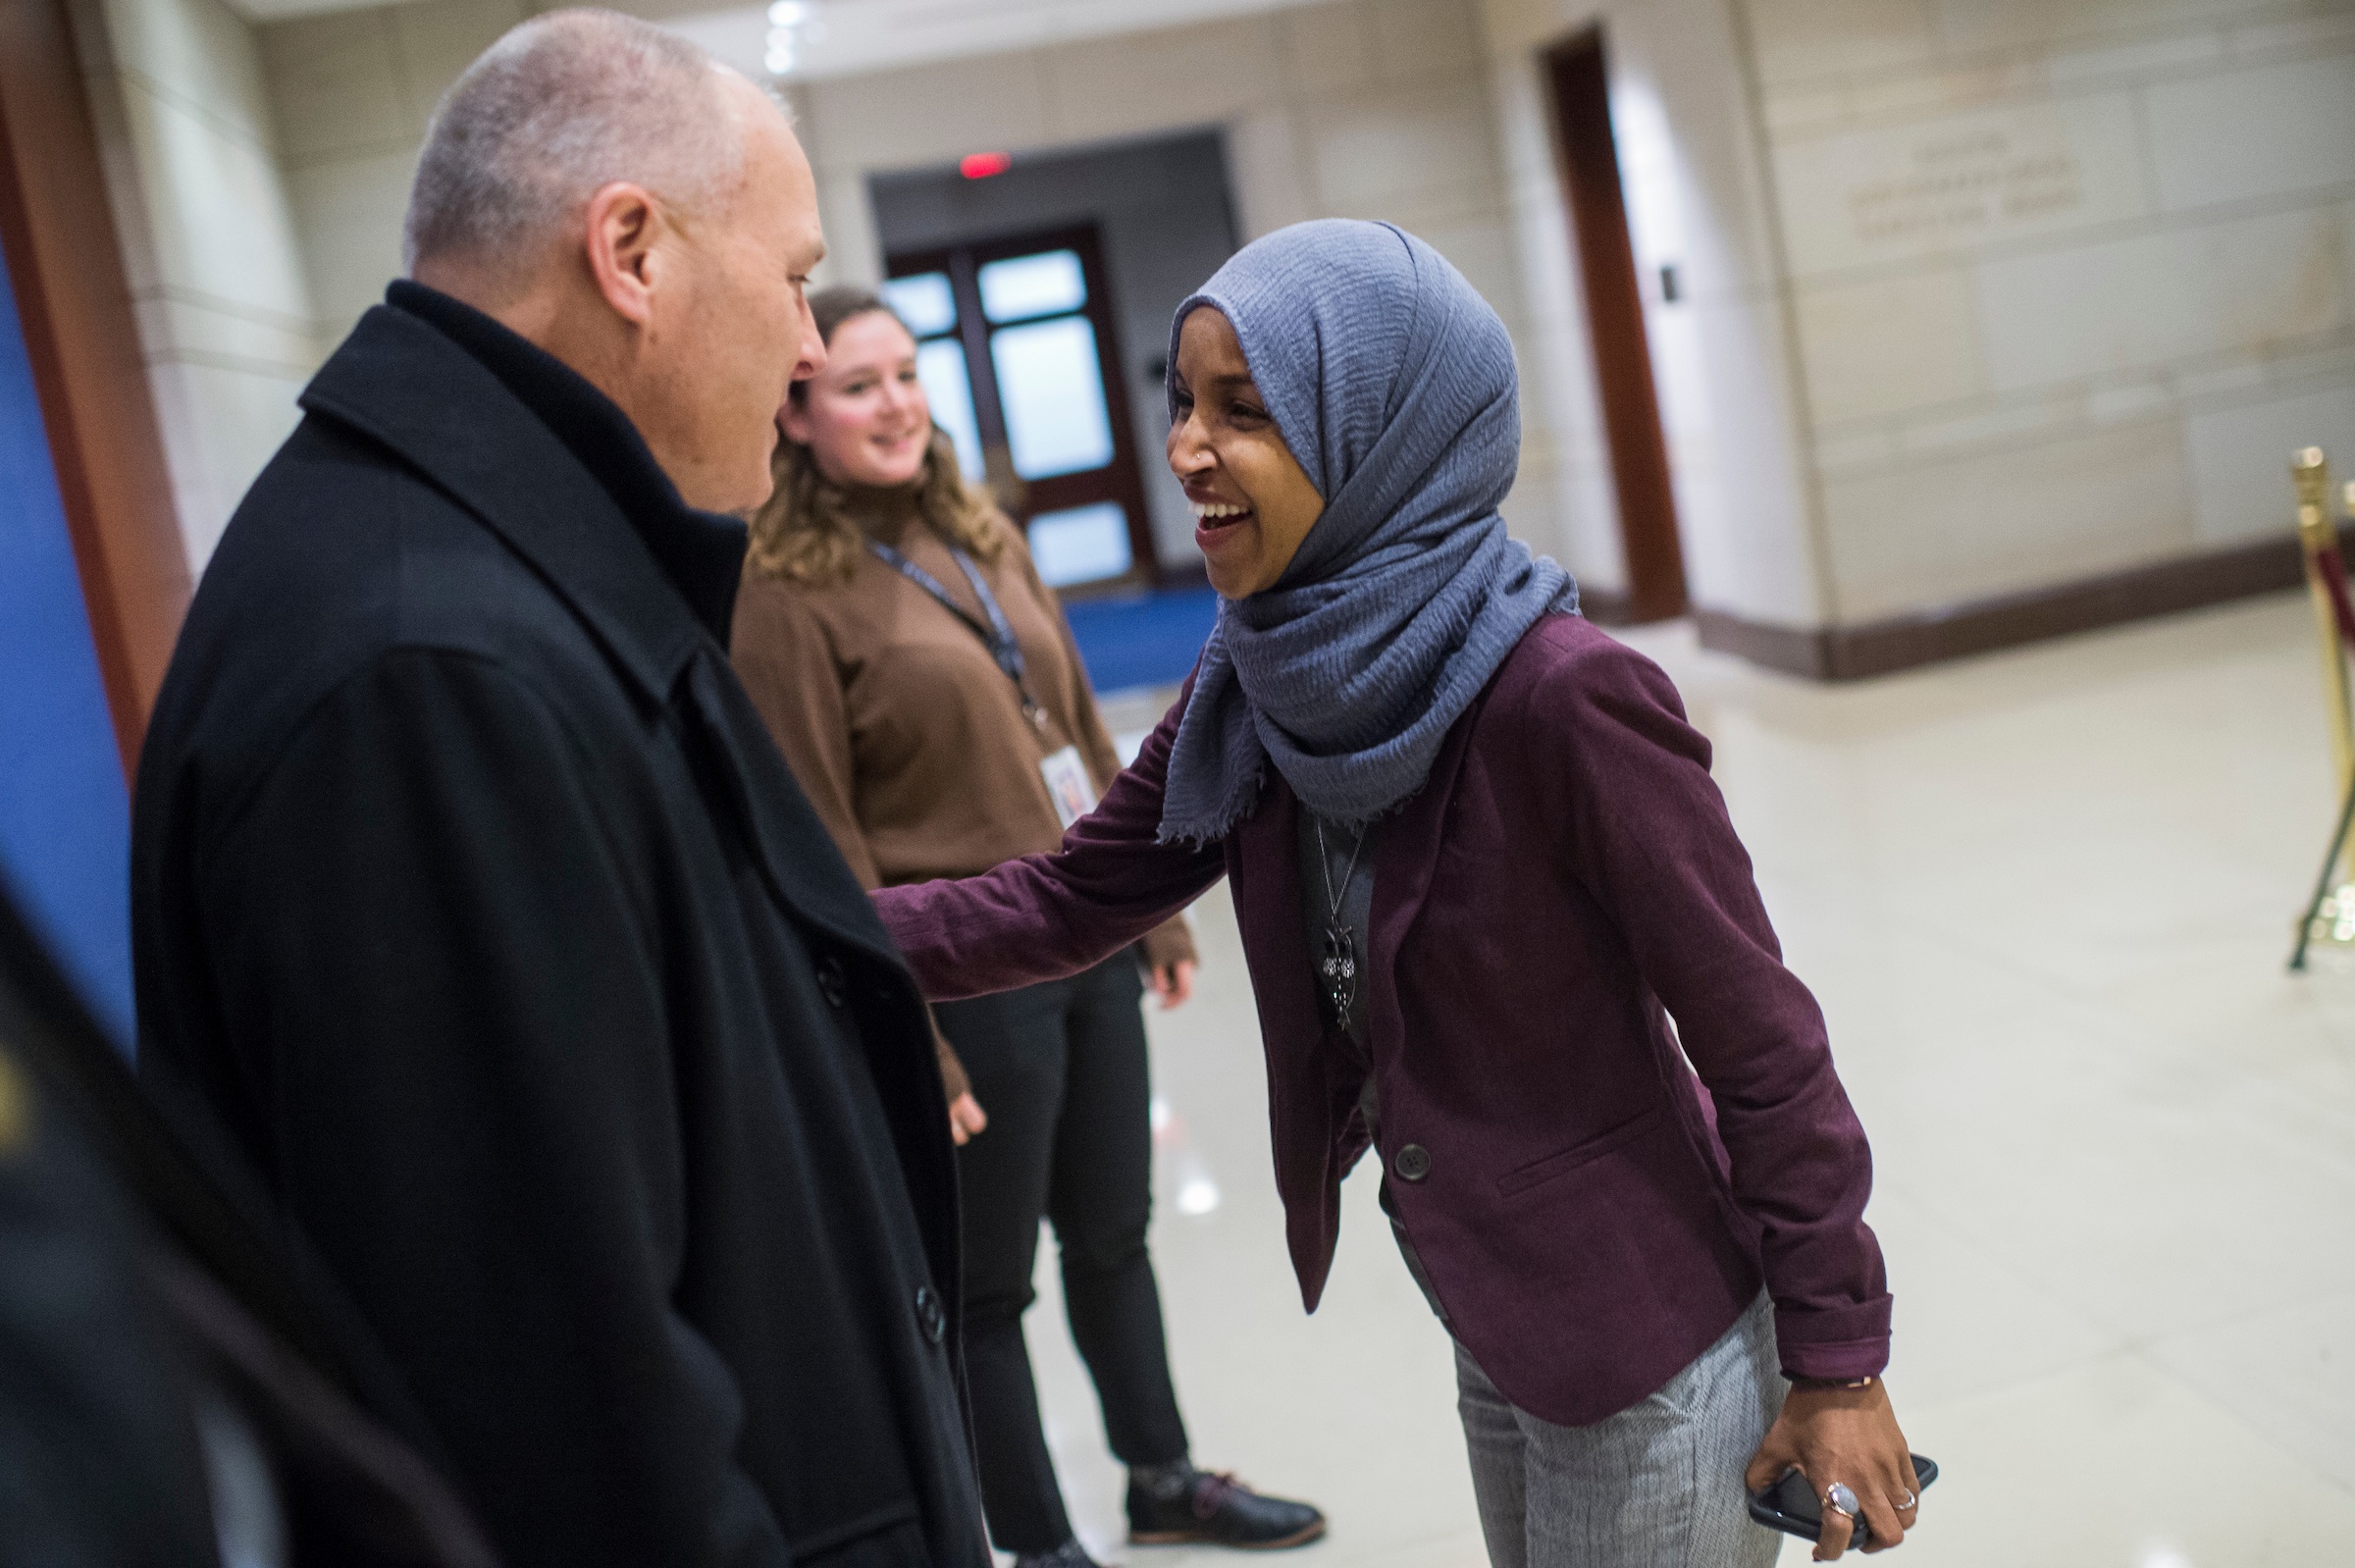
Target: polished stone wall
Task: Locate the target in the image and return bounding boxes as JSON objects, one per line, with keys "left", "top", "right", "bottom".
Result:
{"left": 255, "top": 0, "right": 524, "bottom": 349}
{"left": 1747, "top": 0, "right": 2355, "bottom": 624}
{"left": 1480, "top": 0, "right": 2355, "bottom": 636}
{"left": 66, "top": 0, "right": 319, "bottom": 570}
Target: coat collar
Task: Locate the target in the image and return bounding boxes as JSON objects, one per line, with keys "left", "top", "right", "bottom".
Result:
{"left": 299, "top": 292, "right": 737, "bottom": 706}
{"left": 384, "top": 283, "right": 747, "bottom": 646}
{"left": 300, "top": 296, "right": 909, "bottom": 974}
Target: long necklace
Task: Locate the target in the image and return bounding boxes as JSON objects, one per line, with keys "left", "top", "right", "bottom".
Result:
{"left": 1314, "top": 816, "right": 1369, "bottom": 1027}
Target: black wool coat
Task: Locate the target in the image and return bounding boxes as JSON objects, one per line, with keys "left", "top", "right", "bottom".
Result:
{"left": 131, "top": 287, "right": 989, "bottom": 1568}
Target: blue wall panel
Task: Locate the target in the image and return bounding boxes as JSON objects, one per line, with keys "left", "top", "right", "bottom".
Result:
{"left": 0, "top": 239, "right": 135, "bottom": 1048}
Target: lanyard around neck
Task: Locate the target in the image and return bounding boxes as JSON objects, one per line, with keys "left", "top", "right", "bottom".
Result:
{"left": 865, "top": 539, "right": 1042, "bottom": 721}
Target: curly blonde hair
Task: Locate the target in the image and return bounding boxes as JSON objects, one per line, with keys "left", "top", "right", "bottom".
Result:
{"left": 748, "top": 288, "right": 1006, "bottom": 586}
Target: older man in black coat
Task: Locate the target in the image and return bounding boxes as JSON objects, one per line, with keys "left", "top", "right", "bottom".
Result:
{"left": 130, "top": 13, "right": 986, "bottom": 1566}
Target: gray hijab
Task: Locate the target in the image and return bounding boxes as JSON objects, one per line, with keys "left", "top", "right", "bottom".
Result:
{"left": 1157, "top": 219, "right": 1579, "bottom": 844}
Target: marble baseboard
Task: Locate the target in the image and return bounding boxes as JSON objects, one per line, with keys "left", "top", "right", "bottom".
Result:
{"left": 1695, "top": 524, "right": 2342, "bottom": 680}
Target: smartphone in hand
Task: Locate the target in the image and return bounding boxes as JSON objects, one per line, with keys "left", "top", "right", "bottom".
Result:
{"left": 1748, "top": 1455, "right": 1938, "bottom": 1548}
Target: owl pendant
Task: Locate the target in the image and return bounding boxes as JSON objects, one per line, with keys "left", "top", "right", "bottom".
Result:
{"left": 1320, "top": 925, "right": 1359, "bottom": 1027}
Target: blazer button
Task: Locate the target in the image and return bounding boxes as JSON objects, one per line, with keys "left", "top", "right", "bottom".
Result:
{"left": 1394, "top": 1143, "right": 1432, "bottom": 1182}
{"left": 914, "top": 1285, "right": 946, "bottom": 1345}
{"left": 815, "top": 954, "right": 848, "bottom": 1008}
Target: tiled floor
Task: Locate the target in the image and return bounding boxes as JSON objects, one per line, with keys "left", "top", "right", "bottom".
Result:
{"left": 1042, "top": 593, "right": 2355, "bottom": 1567}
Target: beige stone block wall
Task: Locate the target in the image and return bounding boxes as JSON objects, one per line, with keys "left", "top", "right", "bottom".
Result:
{"left": 66, "top": 0, "right": 321, "bottom": 571}
{"left": 260, "top": 0, "right": 529, "bottom": 346}
{"left": 1749, "top": 0, "right": 2355, "bottom": 622}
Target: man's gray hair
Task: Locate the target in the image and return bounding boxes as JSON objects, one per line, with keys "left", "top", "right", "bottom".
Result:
{"left": 403, "top": 9, "right": 751, "bottom": 275}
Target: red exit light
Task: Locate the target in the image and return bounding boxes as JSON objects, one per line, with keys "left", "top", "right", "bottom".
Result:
{"left": 960, "top": 151, "right": 1013, "bottom": 180}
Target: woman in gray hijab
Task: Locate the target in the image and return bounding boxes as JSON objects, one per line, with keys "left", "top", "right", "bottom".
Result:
{"left": 875, "top": 220, "right": 1920, "bottom": 1567}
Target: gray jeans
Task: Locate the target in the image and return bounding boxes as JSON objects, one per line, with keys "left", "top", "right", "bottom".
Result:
{"left": 1454, "top": 1292, "right": 1786, "bottom": 1568}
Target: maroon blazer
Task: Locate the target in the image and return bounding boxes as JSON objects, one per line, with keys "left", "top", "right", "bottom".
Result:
{"left": 874, "top": 615, "right": 1890, "bottom": 1425}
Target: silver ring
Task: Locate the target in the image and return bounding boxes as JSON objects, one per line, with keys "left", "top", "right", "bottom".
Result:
{"left": 1895, "top": 1488, "right": 1917, "bottom": 1510}
{"left": 1822, "top": 1483, "right": 1859, "bottom": 1518}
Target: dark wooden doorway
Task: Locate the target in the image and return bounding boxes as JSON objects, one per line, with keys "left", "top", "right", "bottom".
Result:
{"left": 885, "top": 223, "right": 1157, "bottom": 598}
{"left": 1543, "top": 27, "right": 1688, "bottom": 623}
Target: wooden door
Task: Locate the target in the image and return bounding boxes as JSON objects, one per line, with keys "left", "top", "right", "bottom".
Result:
{"left": 885, "top": 223, "right": 1157, "bottom": 597}
{"left": 1544, "top": 27, "right": 1688, "bottom": 623}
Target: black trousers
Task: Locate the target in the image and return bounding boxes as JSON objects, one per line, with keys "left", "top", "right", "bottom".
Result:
{"left": 933, "top": 953, "right": 1190, "bottom": 1553}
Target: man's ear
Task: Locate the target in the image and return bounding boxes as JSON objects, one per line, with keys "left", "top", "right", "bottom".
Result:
{"left": 582, "top": 182, "right": 662, "bottom": 327}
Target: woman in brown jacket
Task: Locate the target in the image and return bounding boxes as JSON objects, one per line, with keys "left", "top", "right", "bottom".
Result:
{"left": 732, "top": 287, "right": 1324, "bottom": 1568}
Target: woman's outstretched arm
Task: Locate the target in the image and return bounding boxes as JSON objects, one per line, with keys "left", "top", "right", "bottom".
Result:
{"left": 874, "top": 688, "right": 1227, "bottom": 1001}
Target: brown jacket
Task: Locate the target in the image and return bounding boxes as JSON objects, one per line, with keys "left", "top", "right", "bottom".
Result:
{"left": 732, "top": 490, "right": 1196, "bottom": 1095}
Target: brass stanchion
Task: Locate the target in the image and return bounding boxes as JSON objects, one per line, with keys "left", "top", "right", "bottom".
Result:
{"left": 2289, "top": 448, "right": 2355, "bottom": 968}
{"left": 2296, "top": 449, "right": 2352, "bottom": 785}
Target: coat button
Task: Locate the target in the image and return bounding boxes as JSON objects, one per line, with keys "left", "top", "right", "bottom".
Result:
{"left": 815, "top": 954, "right": 848, "bottom": 1008}
{"left": 914, "top": 1285, "right": 946, "bottom": 1345}
{"left": 1393, "top": 1143, "right": 1432, "bottom": 1182}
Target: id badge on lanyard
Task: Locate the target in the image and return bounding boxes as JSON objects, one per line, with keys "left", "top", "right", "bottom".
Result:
{"left": 1038, "top": 745, "right": 1099, "bottom": 829}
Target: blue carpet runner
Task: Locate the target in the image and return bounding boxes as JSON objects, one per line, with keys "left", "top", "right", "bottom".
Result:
{"left": 1062, "top": 585, "right": 1220, "bottom": 696}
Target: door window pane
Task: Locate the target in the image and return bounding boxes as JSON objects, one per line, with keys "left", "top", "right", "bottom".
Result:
{"left": 978, "top": 250, "right": 1086, "bottom": 324}
{"left": 915, "top": 339, "right": 985, "bottom": 480}
{"left": 990, "top": 317, "right": 1114, "bottom": 480}
{"left": 1026, "top": 501, "right": 1133, "bottom": 588}
{"left": 880, "top": 272, "right": 957, "bottom": 337}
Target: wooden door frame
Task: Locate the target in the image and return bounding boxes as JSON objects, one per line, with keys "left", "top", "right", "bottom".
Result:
{"left": 1542, "top": 26, "right": 1689, "bottom": 624}
{"left": 887, "top": 222, "right": 1158, "bottom": 595}
{"left": 0, "top": 0, "right": 188, "bottom": 775}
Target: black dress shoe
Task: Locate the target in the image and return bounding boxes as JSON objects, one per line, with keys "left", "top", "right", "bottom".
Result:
{"left": 1126, "top": 1466, "right": 1327, "bottom": 1550}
